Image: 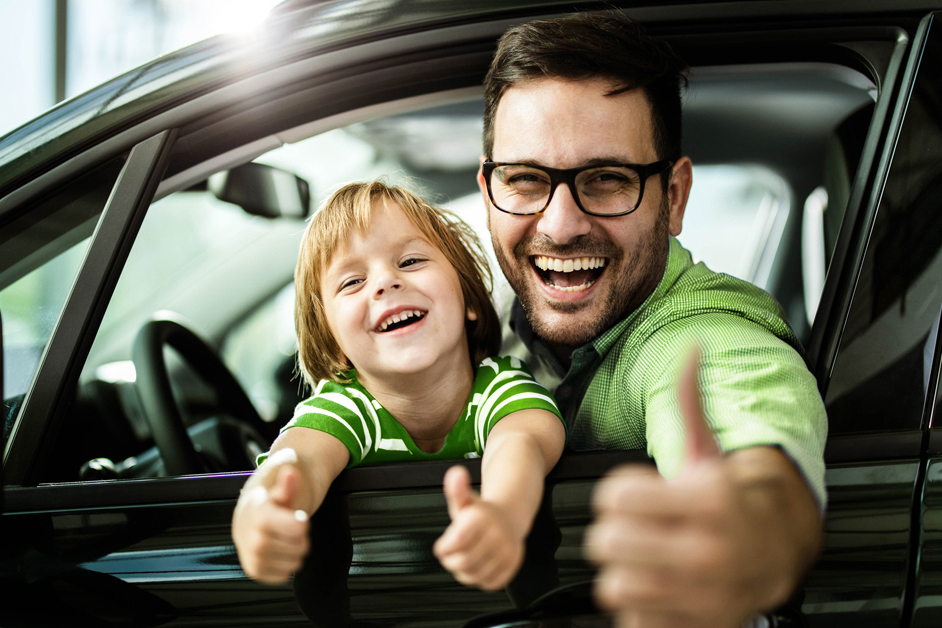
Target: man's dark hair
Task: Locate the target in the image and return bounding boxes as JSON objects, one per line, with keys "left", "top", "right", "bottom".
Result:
{"left": 483, "top": 13, "right": 688, "bottom": 184}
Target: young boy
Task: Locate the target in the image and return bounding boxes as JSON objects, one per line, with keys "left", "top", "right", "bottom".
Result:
{"left": 232, "top": 180, "right": 566, "bottom": 591}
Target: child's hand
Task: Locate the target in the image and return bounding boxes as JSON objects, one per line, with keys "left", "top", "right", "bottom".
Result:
{"left": 433, "top": 465, "right": 525, "bottom": 591}
{"left": 232, "top": 450, "right": 311, "bottom": 584}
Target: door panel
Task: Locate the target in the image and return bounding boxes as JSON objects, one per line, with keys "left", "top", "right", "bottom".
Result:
{"left": 0, "top": 452, "right": 647, "bottom": 626}
{"left": 821, "top": 12, "right": 942, "bottom": 628}
{"left": 912, "top": 450, "right": 942, "bottom": 628}
{"left": 807, "top": 461, "right": 920, "bottom": 627}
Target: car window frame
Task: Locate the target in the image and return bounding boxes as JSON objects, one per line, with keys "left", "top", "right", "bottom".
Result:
{"left": 820, "top": 13, "right": 942, "bottom": 463}
{"left": 3, "top": 131, "right": 176, "bottom": 486}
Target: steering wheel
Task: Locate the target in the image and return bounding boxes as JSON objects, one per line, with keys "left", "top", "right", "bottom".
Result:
{"left": 132, "top": 318, "right": 271, "bottom": 476}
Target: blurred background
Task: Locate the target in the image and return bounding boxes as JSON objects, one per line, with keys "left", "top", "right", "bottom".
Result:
{"left": 0, "top": 0, "right": 282, "bottom": 137}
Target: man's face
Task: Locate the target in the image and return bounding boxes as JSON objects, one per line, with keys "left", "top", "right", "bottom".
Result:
{"left": 481, "top": 78, "right": 690, "bottom": 354}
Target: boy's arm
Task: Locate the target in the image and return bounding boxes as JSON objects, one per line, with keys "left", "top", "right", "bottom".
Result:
{"left": 232, "top": 428, "right": 349, "bottom": 584}
{"left": 434, "top": 409, "right": 566, "bottom": 590}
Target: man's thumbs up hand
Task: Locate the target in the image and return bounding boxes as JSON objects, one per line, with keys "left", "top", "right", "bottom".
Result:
{"left": 678, "top": 346, "right": 722, "bottom": 471}
{"left": 584, "top": 346, "right": 774, "bottom": 628}
{"left": 434, "top": 465, "right": 524, "bottom": 591}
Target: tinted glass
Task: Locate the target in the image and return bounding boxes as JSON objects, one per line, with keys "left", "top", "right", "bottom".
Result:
{"left": 1, "top": 158, "right": 125, "bottom": 435}
{"left": 827, "top": 23, "right": 942, "bottom": 435}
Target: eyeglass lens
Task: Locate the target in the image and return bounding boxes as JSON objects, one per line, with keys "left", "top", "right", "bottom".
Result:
{"left": 489, "top": 164, "right": 644, "bottom": 215}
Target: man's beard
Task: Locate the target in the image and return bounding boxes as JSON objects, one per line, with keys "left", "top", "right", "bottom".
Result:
{"left": 492, "top": 201, "right": 671, "bottom": 350}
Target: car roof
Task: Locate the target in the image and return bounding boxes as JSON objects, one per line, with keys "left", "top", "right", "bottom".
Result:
{"left": 0, "top": 0, "right": 937, "bottom": 205}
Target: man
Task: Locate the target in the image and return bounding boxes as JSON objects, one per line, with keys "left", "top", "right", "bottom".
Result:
{"left": 477, "top": 13, "right": 828, "bottom": 628}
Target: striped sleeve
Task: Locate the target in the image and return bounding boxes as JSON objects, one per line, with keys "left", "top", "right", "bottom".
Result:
{"left": 472, "top": 355, "right": 565, "bottom": 450}
{"left": 279, "top": 380, "right": 377, "bottom": 466}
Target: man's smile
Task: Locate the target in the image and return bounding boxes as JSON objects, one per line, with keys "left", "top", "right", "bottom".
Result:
{"left": 532, "top": 255, "right": 608, "bottom": 293}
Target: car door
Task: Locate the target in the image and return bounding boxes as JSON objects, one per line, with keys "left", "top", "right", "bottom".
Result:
{"left": 4, "top": 3, "right": 942, "bottom": 628}
{"left": 884, "top": 12, "right": 942, "bottom": 628}
{"left": 807, "top": 10, "right": 942, "bottom": 628}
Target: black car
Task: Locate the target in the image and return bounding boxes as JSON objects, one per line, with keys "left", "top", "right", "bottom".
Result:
{"left": 3, "top": 0, "right": 942, "bottom": 626}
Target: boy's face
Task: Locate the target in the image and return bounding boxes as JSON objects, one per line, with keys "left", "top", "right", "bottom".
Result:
{"left": 319, "top": 201, "right": 475, "bottom": 388}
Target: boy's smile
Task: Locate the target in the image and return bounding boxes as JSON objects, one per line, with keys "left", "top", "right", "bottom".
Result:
{"left": 375, "top": 307, "right": 427, "bottom": 333}
{"left": 320, "top": 201, "right": 475, "bottom": 388}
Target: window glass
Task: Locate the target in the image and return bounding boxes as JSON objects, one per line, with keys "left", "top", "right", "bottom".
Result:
{"left": 0, "top": 157, "right": 124, "bottom": 431}
{"left": 1, "top": 246, "right": 87, "bottom": 398}
{"left": 828, "top": 24, "right": 942, "bottom": 435}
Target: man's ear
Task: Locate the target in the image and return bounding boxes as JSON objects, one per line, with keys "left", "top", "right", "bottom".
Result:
{"left": 477, "top": 155, "right": 489, "bottom": 206}
{"left": 667, "top": 157, "right": 693, "bottom": 237}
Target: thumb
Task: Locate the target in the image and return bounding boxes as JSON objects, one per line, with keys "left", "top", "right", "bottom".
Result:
{"left": 679, "top": 345, "right": 722, "bottom": 472}
{"left": 443, "top": 465, "right": 477, "bottom": 519}
{"left": 268, "top": 463, "right": 301, "bottom": 509}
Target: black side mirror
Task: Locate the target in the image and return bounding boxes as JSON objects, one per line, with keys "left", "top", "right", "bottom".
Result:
{"left": 208, "top": 162, "right": 311, "bottom": 219}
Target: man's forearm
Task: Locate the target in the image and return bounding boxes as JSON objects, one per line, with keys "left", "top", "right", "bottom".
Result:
{"left": 724, "top": 446, "right": 823, "bottom": 611}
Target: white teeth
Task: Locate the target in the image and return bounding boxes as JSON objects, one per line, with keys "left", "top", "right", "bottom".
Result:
{"left": 534, "top": 256, "right": 606, "bottom": 272}
{"left": 378, "top": 309, "right": 424, "bottom": 331}
{"left": 557, "top": 280, "right": 595, "bottom": 292}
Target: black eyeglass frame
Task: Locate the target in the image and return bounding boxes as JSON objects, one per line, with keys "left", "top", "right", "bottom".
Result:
{"left": 482, "top": 159, "right": 672, "bottom": 217}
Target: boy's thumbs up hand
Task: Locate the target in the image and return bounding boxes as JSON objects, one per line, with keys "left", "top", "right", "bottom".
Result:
{"left": 268, "top": 462, "right": 304, "bottom": 509}
{"left": 232, "top": 448, "right": 311, "bottom": 584}
{"left": 443, "top": 462, "right": 477, "bottom": 516}
{"left": 434, "top": 465, "right": 524, "bottom": 591}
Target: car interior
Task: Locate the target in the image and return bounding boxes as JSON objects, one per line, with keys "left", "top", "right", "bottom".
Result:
{"left": 1, "top": 57, "right": 877, "bottom": 484}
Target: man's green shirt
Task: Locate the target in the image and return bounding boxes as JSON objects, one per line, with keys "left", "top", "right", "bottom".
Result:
{"left": 500, "top": 237, "right": 828, "bottom": 507}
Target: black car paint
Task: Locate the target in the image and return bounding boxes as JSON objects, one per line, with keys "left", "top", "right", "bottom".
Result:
{"left": 4, "top": 1, "right": 942, "bottom": 626}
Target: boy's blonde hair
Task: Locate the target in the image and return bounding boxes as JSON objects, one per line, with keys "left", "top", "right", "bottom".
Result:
{"left": 295, "top": 180, "right": 501, "bottom": 389}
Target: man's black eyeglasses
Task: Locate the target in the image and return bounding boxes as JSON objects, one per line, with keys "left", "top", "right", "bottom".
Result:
{"left": 482, "top": 160, "right": 672, "bottom": 217}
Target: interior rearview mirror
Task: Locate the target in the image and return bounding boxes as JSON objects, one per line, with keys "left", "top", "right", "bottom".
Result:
{"left": 208, "top": 162, "right": 311, "bottom": 219}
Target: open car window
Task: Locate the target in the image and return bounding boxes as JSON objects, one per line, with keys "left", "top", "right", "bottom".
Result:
{"left": 42, "top": 59, "right": 876, "bottom": 484}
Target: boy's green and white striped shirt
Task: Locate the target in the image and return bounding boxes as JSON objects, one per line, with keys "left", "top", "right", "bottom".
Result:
{"left": 260, "top": 355, "right": 563, "bottom": 468}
